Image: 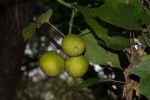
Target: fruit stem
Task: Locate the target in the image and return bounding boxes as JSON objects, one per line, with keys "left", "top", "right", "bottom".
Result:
{"left": 48, "top": 22, "right": 65, "bottom": 37}
{"left": 68, "top": 9, "right": 77, "bottom": 35}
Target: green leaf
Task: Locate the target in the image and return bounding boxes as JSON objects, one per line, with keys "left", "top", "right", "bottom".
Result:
{"left": 104, "top": 0, "right": 150, "bottom": 28}
{"left": 130, "top": 57, "right": 150, "bottom": 99}
{"left": 37, "top": 9, "right": 53, "bottom": 24}
{"left": 22, "top": 23, "right": 37, "bottom": 41}
{"left": 139, "top": 75, "right": 150, "bottom": 100}
{"left": 76, "top": 3, "right": 147, "bottom": 31}
{"left": 141, "top": 13, "right": 150, "bottom": 25}
{"left": 108, "top": 36, "right": 130, "bottom": 50}
{"left": 82, "top": 33, "right": 121, "bottom": 69}
{"left": 76, "top": 2, "right": 150, "bottom": 31}
{"left": 130, "top": 57, "right": 150, "bottom": 78}
{"left": 96, "top": 3, "right": 143, "bottom": 30}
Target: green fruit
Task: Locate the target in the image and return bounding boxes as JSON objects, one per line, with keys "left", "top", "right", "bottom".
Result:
{"left": 65, "top": 55, "right": 89, "bottom": 77}
{"left": 62, "top": 34, "right": 86, "bottom": 56}
{"left": 39, "top": 51, "right": 64, "bottom": 76}
{"left": 140, "top": 55, "right": 150, "bottom": 62}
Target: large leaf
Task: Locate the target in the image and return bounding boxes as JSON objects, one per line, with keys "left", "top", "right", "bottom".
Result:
{"left": 76, "top": 2, "right": 150, "bottom": 31}
{"left": 130, "top": 57, "right": 150, "bottom": 99}
{"left": 22, "top": 23, "right": 37, "bottom": 41}
{"left": 96, "top": 3, "right": 143, "bottom": 30}
{"left": 82, "top": 33, "right": 121, "bottom": 69}
{"left": 37, "top": 9, "right": 53, "bottom": 24}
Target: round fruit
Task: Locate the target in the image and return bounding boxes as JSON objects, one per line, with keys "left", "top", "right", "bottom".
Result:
{"left": 39, "top": 51, "right": 64, "bottom": 76}
{"left": 65, "top": 55, "right": 89, "bottom": 77}
{"left": 140, "top": 55, "right": 150, "bottom": 62}
{"left": 62, "top": 34, "right": 86, "bottom": 56}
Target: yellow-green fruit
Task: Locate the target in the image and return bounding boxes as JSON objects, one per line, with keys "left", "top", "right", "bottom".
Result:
{"left": 65, "top": 55, "right": 89, "bottom": 77}
{"left": 140, "top": 55, "right": 150, "bottom": 62}
{"left": 39, "top": 51, "right": 64, "bottom": 76}
{"left": 62, "top": 34, "right": 86, "bottom": 56}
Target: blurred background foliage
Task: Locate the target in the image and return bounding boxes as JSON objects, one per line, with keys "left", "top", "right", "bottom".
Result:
{"left": 14, "top": 0, "right": 149, "bottom": 100}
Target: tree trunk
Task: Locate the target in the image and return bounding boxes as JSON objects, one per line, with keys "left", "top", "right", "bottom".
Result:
{"left": 0, "top": 0, "right": 35, "bottom": 100}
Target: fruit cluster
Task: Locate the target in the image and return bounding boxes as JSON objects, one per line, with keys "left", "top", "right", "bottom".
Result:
{"left": 39, "top": 34, "right": 89, "bottom": 77}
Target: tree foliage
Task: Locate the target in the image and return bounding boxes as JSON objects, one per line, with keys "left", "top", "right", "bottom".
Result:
{"left": 21, "top": 0, "right": 150, "bottom": 99}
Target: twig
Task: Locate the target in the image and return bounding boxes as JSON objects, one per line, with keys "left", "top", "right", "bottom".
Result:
{"left": 123, "top": 32, "right": 140, "bottom": 100}
{"left": 48, "top": 22, "right": 65, "bottom": 37}
{"left": 68, "top": 9, "right": 77, "bottom": 35}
